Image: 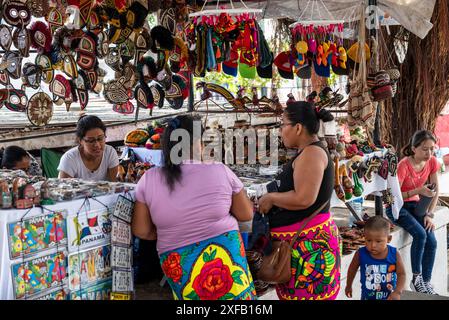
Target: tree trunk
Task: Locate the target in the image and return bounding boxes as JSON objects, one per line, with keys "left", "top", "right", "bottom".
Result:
{"left": 380, "top": 0, "right": 449, "bottom": 153}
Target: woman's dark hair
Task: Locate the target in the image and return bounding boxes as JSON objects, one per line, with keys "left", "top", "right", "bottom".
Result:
{"left": 284, "top": 101, "right": 334, "bottom": 134}
{"left": 0, "top": 146, "right": 29, "bottom": 169}
{"left": 401, "top": 130, "right": 437, "bottom": 157}
{"left": 161, "top": 115, "right": 204, "bottom": 192}
{"left": 76, "top": 115, "right": 106, "bottom": 140}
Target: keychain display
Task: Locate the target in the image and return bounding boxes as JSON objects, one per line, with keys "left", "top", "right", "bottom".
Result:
{"left": 111, "top": 194, "right": 134, "bottom": 298}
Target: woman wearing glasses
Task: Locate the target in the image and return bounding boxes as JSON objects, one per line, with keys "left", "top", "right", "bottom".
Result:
{"left": 58, "top": 115, "right": 119, "bottom": 181}
{"left": 257, "top": 101, "right": 340, "bottom": 300}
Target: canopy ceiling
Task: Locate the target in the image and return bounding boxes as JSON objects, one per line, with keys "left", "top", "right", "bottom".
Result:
{"left": 229, "top": 0, "right": 436, "bottom": 39}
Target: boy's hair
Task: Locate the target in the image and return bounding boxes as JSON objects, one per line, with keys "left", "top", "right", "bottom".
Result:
{"left": 364, "top": 216, "right": 391, "bottom": 234}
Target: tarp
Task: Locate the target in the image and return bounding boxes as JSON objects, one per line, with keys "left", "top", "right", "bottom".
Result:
{"left": 241, "top": 0, "right": 436, "bottom": 39}
{"left": 40, "top": 148, "right": 63, "bottom": 178}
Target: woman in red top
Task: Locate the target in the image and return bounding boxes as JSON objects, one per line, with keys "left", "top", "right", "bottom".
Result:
{"left": 386, "top": 130, "right": 440, "bottom": 295}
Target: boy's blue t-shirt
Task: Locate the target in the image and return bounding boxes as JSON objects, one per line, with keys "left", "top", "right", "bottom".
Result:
{"left": 359, "top": 245, "right": 397, "bottom": 300}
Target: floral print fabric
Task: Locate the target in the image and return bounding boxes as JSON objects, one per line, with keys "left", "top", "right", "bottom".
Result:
{"left": 270, "top": 212, "right": 341, "bottom": 300}
{"left": 159, "top": 231, "right": 257, "bottom": 300}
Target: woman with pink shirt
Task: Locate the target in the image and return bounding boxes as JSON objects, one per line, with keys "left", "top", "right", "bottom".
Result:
{"left": 132, "top": 115, "right": 256, "bottom": 300}
{"left": 386, "top": 130, "right": 440, "bottom": 295}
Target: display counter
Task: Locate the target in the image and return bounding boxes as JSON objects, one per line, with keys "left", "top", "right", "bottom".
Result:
{"left": 0, "top": 192, "right": 134, "bottom": 300}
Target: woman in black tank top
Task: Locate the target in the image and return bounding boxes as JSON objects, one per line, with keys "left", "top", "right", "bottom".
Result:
{"left": 258, "top": 102, "right": 334, "bottom": 222}
{"left": 257, "top": 101, "right": 341, "bottom": 300}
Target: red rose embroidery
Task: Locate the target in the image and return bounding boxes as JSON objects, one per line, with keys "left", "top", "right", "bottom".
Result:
{"left": 162, "top": 252, "right": 183, "bottom": 283}
{"left": 193, "top": 258, "right": 234, "bottom": 300}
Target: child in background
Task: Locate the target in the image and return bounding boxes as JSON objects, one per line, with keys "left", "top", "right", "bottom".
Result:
{"left": 345, "top": 216, "right": 406, "bottom": 300}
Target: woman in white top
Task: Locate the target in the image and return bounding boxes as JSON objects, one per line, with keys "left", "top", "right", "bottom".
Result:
{"left": 58, "top": 115, "right": 119, "bottom": 181}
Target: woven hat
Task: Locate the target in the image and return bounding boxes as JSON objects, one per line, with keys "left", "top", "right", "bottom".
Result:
{"left": 222, "top": 60, "right": 238, "bottom": 77}
{"left": 273, "top": 51, "right": 293, "bottom": 79}
{"left": 238, "top": 62, "right": 256, "bottom": 79}
{"left": 257, "top": 61, "right": 273, "bottom": 79}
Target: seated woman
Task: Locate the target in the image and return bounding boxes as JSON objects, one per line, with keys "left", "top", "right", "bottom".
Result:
{"left": 58, "top": 115, "right": 119, "bottom": 181}
{"left": 132, "top": 115, "right": 256, "bottom": 300}
{"left": 386, "top": 130, "right": 440, "bottom": 295}
{"left": 0, "top": 146, "right": 42, "bottom": 176}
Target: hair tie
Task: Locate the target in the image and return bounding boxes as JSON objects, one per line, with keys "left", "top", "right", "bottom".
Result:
{"left": 169, "top": 118, "right": 181, "bottom": 129}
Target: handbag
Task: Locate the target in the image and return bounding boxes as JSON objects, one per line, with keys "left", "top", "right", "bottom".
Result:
{"left": 256, "top": 201, "right": 329, "bottom": 284}
{"left": 347, "top": 7, "right": 375, "bottom": 130}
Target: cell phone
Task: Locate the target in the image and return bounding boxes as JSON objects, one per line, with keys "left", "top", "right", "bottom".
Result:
{"left": 427, "top": 183, "right": 436, "bottom": 191}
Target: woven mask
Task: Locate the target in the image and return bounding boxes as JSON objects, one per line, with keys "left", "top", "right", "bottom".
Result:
{"left": 62, "top": 54, "right": 78, "bottom": 79}
{"left": 0, "top": 87, "right": 28, "bottom": 112}
{"left": 77, "top": 34, "right": 97, "bottom": 70}
{"left": 86, "top": 69, "right": 99, "bottom": 93}
{"left": 114, "top": 27, "right": 133, "bottom": 45}
{"left": 159, "top": 8, "right": 176, "bottom": 35}
{"left": 0, "top": 25, "right": 13, "bottom": 51}
{"left": 29, "top": 21, "right": 52, "bottom": 53}
{"left": 116, "top": 63, "right": 137, "bottom": 90}
{"left": 22, "top": 63, "right": 42, "bottom": 89}
{"left": 119, "top": 39, "right": 135, "bottom": 65}
{"left": 166, "top": 75, "right": 183, "bottom": 99}
{"left": 88, "top": 10, "right": 101, "bottom": 30}
{"left": 105, "top": 46, "right": 122, "bottom": 72}
{"left": 26, "top": 92, "right": 53, "bottom": 127}
{"left": 35, "top": 54, "right": 54, "bottom": 84}
{"left": 46, "top": 8, "right": 64, "bottom": 35}
{"left": 78, "top": 0, "right": 94, "bottom": 28}
{"left": 134, "top": 83, "right": 154, "bottom": 109}
{"left": 134, "top": 29, "right": 152, "bottom": 64}
{"left": 96, "top": 31, "right": 109, "bottom": 58}
{"left": 12, "top": 27, "right": 30, "bottom": 57}
{"left": 156, "top": 67, "right": 173, "bottom": 91}
{"left": 3, "top": 1, "right": 31, "bottom": 27}
{"left": 26, "top": 0, "right": 50, "bottom": 18}
{"left": 50, "top": 74, "right": 73, "bottom": 111}
{"left": 74, "top": 70, "right": 89, "bottom": 110}
{"left": 113, "top": 101, "right": 134, "bottom": 114}
{"left": 2, "top": 51, "right": 22, "bottom": 79}
{"left": 104, "top": 76, "right": 129, "bottom": 104}
{"left": 0, "top": 69, "right": 10, "bottom": 86}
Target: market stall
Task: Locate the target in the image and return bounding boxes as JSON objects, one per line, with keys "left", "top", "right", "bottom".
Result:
{"left": 0, "top": 171, "right": 135, "bottom": 300}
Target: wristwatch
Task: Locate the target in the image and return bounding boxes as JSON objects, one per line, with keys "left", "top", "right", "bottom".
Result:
{"left": 426, "top": 212, "right": 435, "bottom": 218}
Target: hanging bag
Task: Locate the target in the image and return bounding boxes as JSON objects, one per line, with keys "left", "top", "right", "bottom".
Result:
{"left": 257, "top": 201, "right": 329, "bottom": 284}
{"left": 347, "top": 6, "right": 375, "bottom": 129}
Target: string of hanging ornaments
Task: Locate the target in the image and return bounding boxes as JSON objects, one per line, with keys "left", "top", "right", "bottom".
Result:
{"left": 274, "top": 0, "right": 348, "bottom": 82}
{"left": 185, "top": 0, "right": 272, "bottom": 81}
{"left": 189, "top": 0, "right": 263, "bottom": 20}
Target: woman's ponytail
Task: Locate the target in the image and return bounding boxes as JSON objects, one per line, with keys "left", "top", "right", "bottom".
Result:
{"left": 401, "top": 140, "right": 414, "bottom": 157}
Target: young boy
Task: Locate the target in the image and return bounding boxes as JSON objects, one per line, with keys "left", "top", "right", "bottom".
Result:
{"left": 345, "top": 216, "right": 406, "bottom": 300}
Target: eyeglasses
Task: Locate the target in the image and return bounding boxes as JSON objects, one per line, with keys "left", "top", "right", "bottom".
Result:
{"left": 280, "top": 122, "right": 294, "bottom": 129}
{"left": 83, "top": 135, "right": 106, "bottom": 144}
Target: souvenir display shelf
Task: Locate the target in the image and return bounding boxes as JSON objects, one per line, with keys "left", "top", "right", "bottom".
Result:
{"left": 0, "top": 191, "right": 135, "bottom": 300}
